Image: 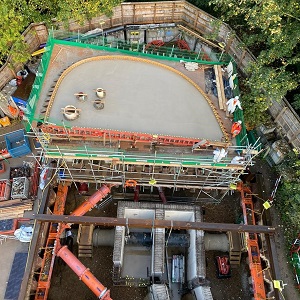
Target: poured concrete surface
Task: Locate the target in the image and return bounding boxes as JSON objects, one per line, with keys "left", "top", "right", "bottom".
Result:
{"left": 122, "top": 245, "right": 151, "bottom": 279}
{"left": 48, "top": 56, "right": 224, "bottom": 141}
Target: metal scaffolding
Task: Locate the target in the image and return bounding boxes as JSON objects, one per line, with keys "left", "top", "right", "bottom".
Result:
{"left": 27, "top": 128, "right": 261, "bottom": 202}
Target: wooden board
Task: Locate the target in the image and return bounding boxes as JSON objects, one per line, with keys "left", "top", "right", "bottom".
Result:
{"left": 214, "top": 65, "right": 228, "bottom": 115}
{"left": 0, "top": 202, "right": 33, "bottom": 220}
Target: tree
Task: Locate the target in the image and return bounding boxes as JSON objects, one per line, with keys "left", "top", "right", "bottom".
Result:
{"left": 276, "top": 149, "right": 300, "bottom": 240}
{"left": 209, "top": 0, "right": 300, "bottom": 127}
{"left": 0, "top": 0, "right": 122, "bottom": 64}
{"left": 55, "top": 0, "right": 122, "bottom": 28}
{"left": 0, "top": 0, "right": 31, "bottom": 64}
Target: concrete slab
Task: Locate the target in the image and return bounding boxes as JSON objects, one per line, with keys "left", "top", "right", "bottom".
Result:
{"left": 122, "top": 245, "right": 151, "bottom": 279}
{"left": 47, "top": 56, "right": 224, "bottom": 141}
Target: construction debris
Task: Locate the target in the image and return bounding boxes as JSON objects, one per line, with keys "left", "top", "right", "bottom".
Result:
{"left": 11, "top": 177, "right": 30, "bottom": 199}
{"left": 184, "top": 62, "right": 199, "bottom": 71}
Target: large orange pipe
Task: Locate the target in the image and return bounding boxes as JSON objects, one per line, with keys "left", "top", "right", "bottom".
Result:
{"left": 71, "top": 185, "right": 111, "bottom": 217}
{"left": 57, "top": 246, "right": 112, "bottom": 299}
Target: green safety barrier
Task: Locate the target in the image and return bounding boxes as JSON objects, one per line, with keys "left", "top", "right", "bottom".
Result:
{"left": 25, "top": 39, "right": 55, "bottom": 131}
{"left": 231, "top": 60, "right": 247, "bottom": 147}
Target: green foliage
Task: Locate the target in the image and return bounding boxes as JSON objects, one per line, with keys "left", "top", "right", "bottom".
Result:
{"left": 292, "top": 94, "right": 300, "bottom": 111}
{"left": 276, "top": 180, "right": 300, "bottom": 241}
{"left": 204, "top": 19, "right": 223, "bottom": 41}
{"left": 0, "top": 0, "right": 28, "bottom": 64}
{"left": 276, "top": 149, "right": 300, "bottom": 182}
{"left": 55, "top": 0, "right": 121, "bottom": 27}
{"left": 209, "top": 0, "right": 300, "bottom": 126}
{"left": 276, "top": 149, "right": 300, "bottom": 240}
{"left": 0, "top": 0, "right": 122, "bottom": 64}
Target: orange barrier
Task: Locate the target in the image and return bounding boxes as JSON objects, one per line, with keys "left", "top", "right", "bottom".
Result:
{"left": 57, "top": 246, "right": 112, "bottom": 300}
{"left": 35, "top": 184, "right": 69, "bottom": 300}
{"left": 124, "top": 180, "right": 137, "bottom": 188}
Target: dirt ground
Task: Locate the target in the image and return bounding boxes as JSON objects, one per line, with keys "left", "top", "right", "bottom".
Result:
{"left": 47, "top": 159, "right": 300, "bottom": 300}
{"left": 49, "top": 246, "right": 148, "bottom": 300}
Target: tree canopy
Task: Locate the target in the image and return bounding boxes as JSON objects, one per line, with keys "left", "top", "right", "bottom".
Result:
{"left": 0, "top": 0, "right": 122, "bottom": 65}
{"left": 208, "top": 0, "right": 300, "bottom": 127}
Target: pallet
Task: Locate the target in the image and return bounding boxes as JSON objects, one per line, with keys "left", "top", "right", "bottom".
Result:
{"left": 0, "top": 201, "right": 33, "bottom": 220}
{"left": 0, "top": 199, "right": 29, "bottom": 207}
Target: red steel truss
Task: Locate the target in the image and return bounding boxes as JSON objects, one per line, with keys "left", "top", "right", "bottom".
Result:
{"left": 41, "top": 124, "right": 229, "bottom": 146}
{"left": 238, "top": 182, "right": 266, "bottom": 300}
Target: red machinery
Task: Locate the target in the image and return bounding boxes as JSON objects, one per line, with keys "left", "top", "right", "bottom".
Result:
{"left": 145, "top": 40, "right": 165, "bottom": 50}
{"left": 41, "top": 124, "right": 222, "bottom": 146}
{"left": 157, "top": 186, "right": 167, "bottom": 204}
{"left": 57, "top": 185, "right": 112, "bottom": 299}
{"left": 216, "top": 256, "right": 231, "bottom": 278}
{"left": 70, "top": 185, "right": 110, "bottom": 217}
{"left": 176, "top": 39, "right": 190, "bottom": 50}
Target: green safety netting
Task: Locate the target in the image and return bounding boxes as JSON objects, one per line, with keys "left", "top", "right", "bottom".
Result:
{"left": 25, "top": 38, "right": 55, "bottom": 131}
{"left": 291, "top": 252, "right": 300, "bottom": 283}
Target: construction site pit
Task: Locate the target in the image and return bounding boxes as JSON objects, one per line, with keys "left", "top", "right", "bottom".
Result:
{"left": 44, "top": 183, "right": 255, "bottom": 300}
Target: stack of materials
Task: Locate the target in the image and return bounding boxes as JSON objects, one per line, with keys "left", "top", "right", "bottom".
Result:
{"left": 11, "top": 177, "right": 29, "bottom": 199}
{"left": 0, "top": 199, "right": 32, "bottom": 220}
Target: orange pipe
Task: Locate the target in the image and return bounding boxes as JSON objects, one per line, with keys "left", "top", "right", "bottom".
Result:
{"left": 57, "top": 246, "right": 112, "bottom": 299}
{"left": 71, "top": 185, "right": 111, "bottom": 217}
{"left": 57, "top": 185, "right": 111, "bottom": 242}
